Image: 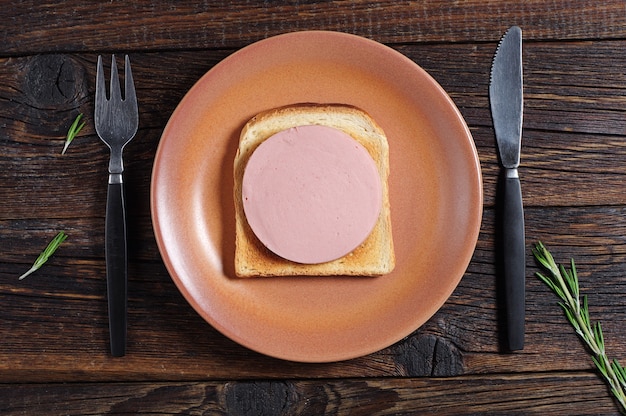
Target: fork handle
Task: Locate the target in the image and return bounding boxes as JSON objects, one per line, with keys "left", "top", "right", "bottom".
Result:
{"left": 106, "top": 175, "right": 127, "bottom": 357}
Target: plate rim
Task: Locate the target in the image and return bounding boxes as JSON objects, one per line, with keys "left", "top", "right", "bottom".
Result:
{"left": 151, "top": 30, "right": 483, "bottom": 362}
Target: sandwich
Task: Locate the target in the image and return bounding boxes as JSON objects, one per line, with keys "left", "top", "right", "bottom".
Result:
{"left": 234, "top": 103, "right": 394, "bottom": 277}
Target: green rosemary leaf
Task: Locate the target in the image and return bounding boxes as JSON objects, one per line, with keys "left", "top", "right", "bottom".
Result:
{"left": 595, "top": 322, "right": 605, "bottom": 351}
{"left": 533, "top": 250, "right": 552, "bottom": 270}
{"left": 537, "top": 272, "right": 564, "bottom": 299}
{"left": 570, "top": 259, "right": 579, "bottom": 298}
{"left": 553, "top": 284, "right": 567, "bottom": 303}
{"left": 561, "top": 264, "right": 579, "bottom": 302}
{"left": 534, "top": 271, "right": 550, "bottom": 285}
{"left": 18, "top": 231, "right": 68, "bottom": 280}
{"left": 560, "top": 264, "right": 572, "bottom": 289}
{"left": 532, "top": 242, "right": 556, "bottom": 271}
{"left": 593, "top": 355, "right": 609, "bottom": 379}
{"left": 62, "top": 113, "right": 86, "bottom": 155}
{"left": 582, "top": 296, "right": 591, "bottom": 328}
{"left": 612, "top": 360, "right": 626, "bottom": 387}
{"left": 559, "top": 302, "right": 580, "bottom": 332}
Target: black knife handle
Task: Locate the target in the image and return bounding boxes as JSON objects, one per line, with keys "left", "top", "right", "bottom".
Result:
{"left": 502, "top": 172, "right": 525, "bottom": 351}
{"left": 105, "top": 177, "right": 127, "bottom": 357}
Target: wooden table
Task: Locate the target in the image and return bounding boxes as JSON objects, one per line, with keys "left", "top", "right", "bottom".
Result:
{"left": 2, "top": 1, "right": 626, "bottom": 414}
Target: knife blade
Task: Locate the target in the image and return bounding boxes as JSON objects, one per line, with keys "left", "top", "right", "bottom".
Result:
{"left": 489, "top": 26, "right": 525, "bottom": 351}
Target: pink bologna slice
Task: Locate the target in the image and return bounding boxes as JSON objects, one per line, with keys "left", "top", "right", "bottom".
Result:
{"left": 242, "top": 124, "right": 382, "bottom": 264}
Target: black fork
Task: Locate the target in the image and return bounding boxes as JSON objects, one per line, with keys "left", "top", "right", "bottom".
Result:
{"left": 94, "top": 55, "right": 139, "bottom": 357}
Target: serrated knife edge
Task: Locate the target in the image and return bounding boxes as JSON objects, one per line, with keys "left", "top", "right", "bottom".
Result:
{"left": 490, "top": 25, "right": 523, "bottom": 170}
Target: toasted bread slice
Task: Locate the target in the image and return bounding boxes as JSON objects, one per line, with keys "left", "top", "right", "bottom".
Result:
{"left": 234, "top": 103, "right": 394, "bottom": 277}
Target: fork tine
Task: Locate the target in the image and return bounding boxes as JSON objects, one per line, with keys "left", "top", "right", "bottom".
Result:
{"left": 95, "top": 55, "right": 107, "bottom": 107}
{"left": 124, "top": 55, "right": 137, "bottom": 106}
{"left": 109, "top": 55, "right": 122, "bottom": 101}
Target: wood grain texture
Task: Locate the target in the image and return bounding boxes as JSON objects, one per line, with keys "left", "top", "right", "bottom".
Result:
{"left": 2, "top": 208, "right": 626, "bottom": 384}
{"left": 2, "top": 1, "right": 626, "bottom": 414}
{"left": 2, "top": 40, "right": 626, "bottom": 222}
{"left": 0, "top": 374, "right": 618, "bottom": 415}
{"left": 1, "top": 0, "right": 626, "bottom": 55}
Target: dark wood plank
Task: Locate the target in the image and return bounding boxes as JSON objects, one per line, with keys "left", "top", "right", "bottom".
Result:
{"left": 2, "top": 206, "right": 626, "bottom": 383}
{"left": 2, "top": 40, "right": 626, "bottom": 225}
{"left": 1, "top": 1, "right": 626, "bottom": 55}
{"left": 1, "top": 373, "right": 619, "bottom": 415}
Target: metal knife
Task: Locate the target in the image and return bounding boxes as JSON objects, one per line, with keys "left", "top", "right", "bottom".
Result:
{"left": 489, "top": 26, "right": 525, "bottom": 351}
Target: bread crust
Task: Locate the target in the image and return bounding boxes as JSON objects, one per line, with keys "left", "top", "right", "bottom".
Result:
{"left": 234, "top": 103, "right": 395, "bottom": 277}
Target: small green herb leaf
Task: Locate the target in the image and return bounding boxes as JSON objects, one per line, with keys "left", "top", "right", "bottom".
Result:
{"left": 19, "top": 231, "right": 68, "bottom": 280}
{"left": 62, "top": 113, "right": 86, "bottom": 155}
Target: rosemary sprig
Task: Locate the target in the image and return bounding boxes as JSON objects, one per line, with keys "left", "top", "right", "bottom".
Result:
{"left": 533, "top": 241, "right": 626, "bottom": 413}
{"left": 18, "top": 231, "right": 68, "bottom": 280}
{"left": 61, "top": 113, "right": 85, "bottom": 155}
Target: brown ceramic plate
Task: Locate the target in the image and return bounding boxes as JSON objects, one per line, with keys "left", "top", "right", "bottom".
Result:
{"left": 151, "top": 31, "right": 482, "bottom": 362}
